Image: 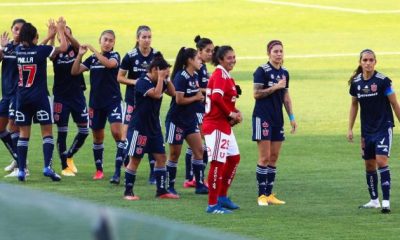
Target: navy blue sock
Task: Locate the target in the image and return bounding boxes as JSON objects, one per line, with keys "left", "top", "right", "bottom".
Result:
{"left": 17, "top": 138, "right": 29, "bottom": 172}
{"left": 148, "top": 153, "right": 155, "bottom": 178}
{"left": 0, "top": 131, "right": 18, "bottom": 161}
{"left": 266, "top": 165, "right": 277, "bottom": 196}
{"left": 124, "top": 169, "right": 136, "bottom": 194}
{"left": 192, "top": 159, "right": 204, "bottom": 186}
{"left": 67, "top": 127, "right": 89, "bottom": 158}
{"left": 93, "top": 143, "right": 104, "bottom": 171}
{"left": 10, "top": 132, "right": 19, "bottom": 162}
{"left": 379, "top": 166, "right": 391, "bottom": 201}
{"left": 57, "top": 126, "right": 68, "bottom": 169}
{"left": 185, "top": 148, "right": 193, "bottom": 180}
{"left": 256, "top": 165, "right": 268, "bottom": 196}
{"left": 114, "top": 141, "right": 125, "bottom": 176}
{"left": 366, "top": 171, "right": 378, "bottom": 200}
{"left": 166, "top": 160, "right": 177, "bottom": 189}
{"left": 154, "top": 167, "right": 167, "bottom": 194}
{"left": 203, "top": 144, "right": 208, "bottom": 167}
{"left": 43, "top": 136, "right": 54, "bottom": 168}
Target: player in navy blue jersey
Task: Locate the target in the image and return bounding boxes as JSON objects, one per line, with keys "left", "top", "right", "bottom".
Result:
{"left": 123, "top": 52, "right": 178, "bottom": 200}
{"left": 165, "top": 47, "right": 208, "bottom": 195}
{"left": 42, "top": 22, "right": 89, "bottom": 177}
{"left": 183, "top": 36, "right": 214, "bottom": 189}
{"left": 253, "top": 40, "right": 297, "bottom": 206}
{"left": 71, "top": 30, "right": 124, "bottom": 182}
{"left": 117, "top": 25, "right": 157, "bottom": 185}
{"left": 0, "top": 19, "right": 27, "bottom": 177}
{"left": 15, "top": 18, "right": 68, "bottom": 181}
{"left": 348, "top": 49, "right": 400, "bottom": 214}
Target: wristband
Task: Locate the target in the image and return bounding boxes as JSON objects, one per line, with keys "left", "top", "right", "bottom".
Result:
{"left": 289, "top": 114, "right": 295, "bottom": 121}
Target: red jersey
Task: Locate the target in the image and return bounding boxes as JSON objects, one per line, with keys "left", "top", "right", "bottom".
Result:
{"left": 203, "top": 65, "right": 237, "bottom": 135}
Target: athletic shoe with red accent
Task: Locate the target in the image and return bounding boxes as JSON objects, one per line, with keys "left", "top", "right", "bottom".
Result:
{"left": 183, "top": 179, "right": 196, "bottom": 188}
{"left": 124, "top": 190, "right": 140, "bottom": 201}
{"left": 93, "top": 170, "right": 104, "bottom": 180}
{"left": 156, "top": 192, "right": 180, "bottom": 199}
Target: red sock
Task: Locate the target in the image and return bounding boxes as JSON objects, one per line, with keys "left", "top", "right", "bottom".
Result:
{"left": 208, "top": 161, "right": 224, "bottom": 205}
{"left": 219, "top": 155, "right": 240, "bottom": 197}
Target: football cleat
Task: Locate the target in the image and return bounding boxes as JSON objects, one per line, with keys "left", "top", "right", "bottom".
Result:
{"left": 359, "top": 199, "right": 381, "bottom": 209}
{"left": 218, "top": 196, "right": 240, "bottom": 210}
{"left": 195, "top": 184, "right": 209, "bottom": 194}
{"left": 123, "top": 190, "right": 140, "bottom": 201}
{"left": 381, "top": 200, "right": 391, "bottom": 214}
{"left": 4, "top": 168, "right": 19, "bottom": 178}
{"left": 148, "top": 175, "right": 156, "bottom": 185}
{"left": 206, "top": 204, "right": 232, "bottom": 214}
{"left": 109, "top": 174, "right": 120, "bottom": 185}
{"left": 266, "top": 193, "right": 286, "bottom": 205}
{"left": 4, "top": 160, "right": 17, "bottom": 172}
{"left": 66, "top": 158, "right": 78, "bottom": 173}
{"left": 61, "top": 168, "right": 75, "bottom": 177}
{"left": 257, "top": 195, "right": 269, "bottom": 206}
{"left": 18, "top": 170, "right": 26, "bottom": 182}
{"left": 183, "top": 179, "right": 196, "bottom": 188}
{"left": 43, "top": 167, "right": 61, "bottom": 182}
{"left": 93, "top": 170, "right": 104, "bottom": 180}
{"left": 156, "top": 192, "right": 180, "bottom": 199}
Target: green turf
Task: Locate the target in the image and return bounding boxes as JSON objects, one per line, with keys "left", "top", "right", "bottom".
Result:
{"left": 1, "top": 0, "right": 400, "bottom": 239}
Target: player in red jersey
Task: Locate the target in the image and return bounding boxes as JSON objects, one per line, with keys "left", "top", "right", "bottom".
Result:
{"left": 203, "top": 45, "right": 242, "bottom": 214}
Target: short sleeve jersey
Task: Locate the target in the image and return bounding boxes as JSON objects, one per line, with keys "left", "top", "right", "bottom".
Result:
{"left": 120, "top": 47, "right": 156, "bottom": 105}
{"left": 16, "top": 45, "right": 55, "bottom": 102}
{"left": 349, "top": 71, "right": 394, "bottom": 135}
{"left": 166, "top": 70, "right": 201, "bottom": 128}
{"left": 203, "top": 65, "right": 237, "bottom": 135}
{"left": 82, "top": 51, "right": 121, "bottom": 109}
{"left": 252, "top": 62, "right": 290, "bottom": 127}
{"left": 130, "top": 75, "right": 167, "bottom": 136}
{"left": 1, "top": 42, "right": 19, "bottom": 99}
{"left": 52, "top": 45, "right": 86, "bottom": 98}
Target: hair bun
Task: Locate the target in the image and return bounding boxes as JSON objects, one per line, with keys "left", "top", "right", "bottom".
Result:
{"left": 153, "top": 52, "right": 164, "bottom": 59}
{"left": 194, "top": 35, "right": 201, "bottom": 43}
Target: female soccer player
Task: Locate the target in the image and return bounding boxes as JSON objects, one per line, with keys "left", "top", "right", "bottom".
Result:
{"left": 43, "top": 22, "right": 89, "bottom": 177}
{"left": 0, "top": 19, "right": 26, "bottom": 177}
{"left": 165, "top": 47, "right": 208, "bottom": 195}
{"left": 117, "top": 25, "right": 157, "bottom": 185}
{"left": 253, "top": 40, "right": 297, "bottom": 206}
{"left": 71, "top": 30, "right": 124, "bottom": 181}
{"left": 203, "top": 45, "right": 242, "bottom": 214}
{"left": 15, "top": 18, "right": 68, "bottom": 181}
{"left": 123, "top": 52, "right": 178, "bottom": 200}
{"left": 348, "top": 49, "right": 400, "bottom": 214}
{"left": 183, "top": 36, "right": 214, "bottom": 188}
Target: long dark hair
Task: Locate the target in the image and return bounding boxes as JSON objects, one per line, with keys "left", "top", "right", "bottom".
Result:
{"left": 211, "top": 45, "right": 233, "bottom": 66}
{"left": 135, "top": 25, "right": 151, "bottom": 48}
{"left": 147, "top": 52, "right": 171, "bottom": 71}
{"left": 194, "top": 35, "right": 213, "bottom": 51}
{"left": 19, "top": 23, "right": 37, "bottom": 47}
{"left": 348, "top": 49, "right": 376, "bottom": 85}
{"left": 11, "top": 18, "right": 26, "bottom": 29}
{"left": 171, "top": 47, "right": 197, "bottom": 80}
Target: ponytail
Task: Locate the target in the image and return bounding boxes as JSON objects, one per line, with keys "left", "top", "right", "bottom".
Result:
{"left": 349, "top": 49, "right": 376, "bottom": 85}
{"left": 171, "top": 47, "right": 197, "bottom": 80}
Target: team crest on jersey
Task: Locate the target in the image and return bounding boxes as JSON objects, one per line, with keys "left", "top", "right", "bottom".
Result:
{"left": 135, "top": 60, "right": 139, "bottom": 65}
{"left": 371, "top": 83, "right": 377, "bottom": 92}
{"left": 69, "top": 50, "right": 75, "bottom": 58}
{"left": 270, "top": 74, "right": 274, "bottom": 79}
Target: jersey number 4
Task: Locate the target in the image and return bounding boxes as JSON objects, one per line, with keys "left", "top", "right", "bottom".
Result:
{"left": 18, "top": 64, "right": 37, "bottom": 88}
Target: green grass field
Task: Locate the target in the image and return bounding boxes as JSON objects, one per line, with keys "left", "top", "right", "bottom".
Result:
{"left": 1, "top": 0, "right": 400, "bottom": 239}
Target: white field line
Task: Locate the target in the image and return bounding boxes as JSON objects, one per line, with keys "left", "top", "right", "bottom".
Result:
{"left": 249, "top": 0, "right": 400, "bottom": 14}
{"left": 0, "top": 0, "right": 195, "bottom": 7}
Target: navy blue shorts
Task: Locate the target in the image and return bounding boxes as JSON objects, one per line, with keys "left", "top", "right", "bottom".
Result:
{"left": 0, "top": 98, "right": 12, "bottom": 118}
{"left": 15, "top": 96, "right": 53, "bottom": 126}
{"left": 196, "top": 112, "right": 204, "bottom": 125}
{"left": 252, "top": 116, "right": 285, "bottom": 141}
{"left": 89, "top": 102, "right": 123, "bottom": 130}
{"left": 126, "top": 128, "right": 165, "bottom": 158}
{"left": 53, "top": 95, "right": 88, "bottom": 127}
{"left": 123, "top": 103, "right": 135, "bottom": 125}
{"left": 165, "top": 120, "right": 199, "bottom": 145}
{"left": 362, "top": 127, "right": 392, "bottom": 160}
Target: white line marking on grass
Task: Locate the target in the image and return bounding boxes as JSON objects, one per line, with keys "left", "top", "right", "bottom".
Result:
{"left": 237, "top": 52, "right": 400, "bottom": 60}
{"left": 0, "top": 0, "right": 195, "bottom": 7}
{"left": 249, "top": 0, "right": 400, "bottom": 14}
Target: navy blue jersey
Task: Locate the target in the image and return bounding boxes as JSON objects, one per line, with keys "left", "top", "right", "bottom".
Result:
{"left": 130, "top": 75, "right": 167, "bottom": 136}
{"left": 82, "top": 51, "right": 121, "bottom": 109}
{"left": 16, "top": 45, "right": 54, "bottom": 102}
{"left": 194, "top": 63, "right": 209, "bottom": 113}
{"left": 120, "top": 47, "right": 156, "bottom": 105}
{"left": 1, "top": 42, "right": 20, "bottom": 99}
{"left": 252, "top": 62, "right": 289, "bottom": 127}
{"left": 52, "top": 45, "right": 86, "bottom": 98}
{"left": 349, "top": 71, "right": 394, "bottom": 135}
{"left": 166, "top": 70, "right": 200, "bottom": 127}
